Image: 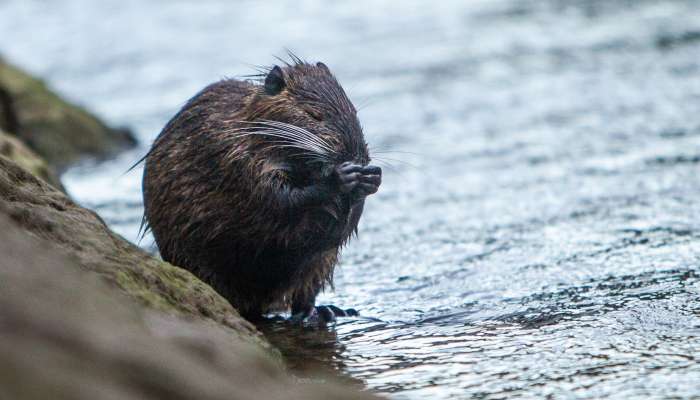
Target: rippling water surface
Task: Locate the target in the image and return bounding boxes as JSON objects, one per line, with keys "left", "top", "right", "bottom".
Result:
{"left": 2, "top": 1, "right": 700, "bottom": 398}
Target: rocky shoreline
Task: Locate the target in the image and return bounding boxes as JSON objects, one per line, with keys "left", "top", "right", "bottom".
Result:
{"left": 0, "top": 59, "right": 375, "bottom": 400}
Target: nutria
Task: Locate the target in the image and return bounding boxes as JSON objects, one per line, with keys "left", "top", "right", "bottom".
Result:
{"left": 141, "top": 57, "right": 381, "bottom": 322}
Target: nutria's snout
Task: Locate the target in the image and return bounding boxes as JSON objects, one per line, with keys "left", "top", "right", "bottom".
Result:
{"left": 142, "top": 56, "right": 380, "bottom": 323}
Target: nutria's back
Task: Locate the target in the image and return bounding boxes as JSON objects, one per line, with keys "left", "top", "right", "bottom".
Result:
{"left": 142, "top": 59, "right": 381, "bottom": 320}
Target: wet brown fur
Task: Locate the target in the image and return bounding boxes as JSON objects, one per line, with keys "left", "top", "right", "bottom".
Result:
{"left": 142, "top": 59, "right": 370, "bottom": 319}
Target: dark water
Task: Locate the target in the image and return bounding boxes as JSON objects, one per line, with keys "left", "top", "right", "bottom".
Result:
{"left": 2, "top": 1, "right": 700, "bottom": 398}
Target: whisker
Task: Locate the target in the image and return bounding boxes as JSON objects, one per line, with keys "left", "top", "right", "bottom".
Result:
{"left": 261, "top": 121, "right": 335, "bottom": 152}
{"left": 225, "top": 127, "right": 330, "bottom": 156}
{"left": 372, "top": 156, "right": 418, "bottom": 169}
{"left": 239, "top": 132, "right": 329, "bottom": 156}
{"left": 356, "top": 97, "right": 379, "bottom": 113}
{"left": 258, "top": 120, "right": 336, "bottom": 154}
{"left": 238, "top": 121, "right": 323, "bottom": 146}
{"left": 232, "top": 122, "right": 334, "bottom": 154}
{"left": 371, "top": 149, "right": 424, "bottom": 156}
{"left": 220, "top": 120, "right": 342, "bottom": 164}
{"left": 371, "top": 158, "right": 400, "bottom": 173}
{"left": 260, "top": 142, "right": 333, "bottom": 160}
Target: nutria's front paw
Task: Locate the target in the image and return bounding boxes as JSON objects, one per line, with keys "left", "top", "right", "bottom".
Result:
{"left": 334, "top": 162, "right": 382, "bottom": 197}
{"left": 358, "top": 165, "right": 382, "bottom": 196}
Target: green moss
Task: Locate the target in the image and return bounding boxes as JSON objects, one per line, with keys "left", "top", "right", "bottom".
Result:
{"left": 110, "top": 258, "right": 281, "bottom": 361}
{"left": 0, "top": 155, "right": 281, "bottom": 361}
{"left": 0, "top": 130, "right": 63, "bottom": 190}
{"left": 114, "top": 268, "right": 173, "bottom": 311}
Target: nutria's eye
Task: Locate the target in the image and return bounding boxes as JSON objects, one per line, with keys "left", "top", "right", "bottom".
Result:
{"left": 264, "top": 66, "right": 285, "bottom": 96}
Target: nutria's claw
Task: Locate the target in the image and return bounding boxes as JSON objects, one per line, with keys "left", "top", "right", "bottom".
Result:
{"left": 315, "top": 305, "right": 359, "bottom": 323}
{"left": 323, "top": 305, "right": 359, "bottom": 317}
{"left": 334, "top": 163, "right": 382, "bottom": 196}
{"left": 357, "top": 165, "right": 381, "bottom": 196}
{"left": 335, "top": 162, "right": 364, "bottom": 194}
{"left": 339, "top": 179, "right": 359, "bottom": 194}
{"left": 358, "top": 182, "right": 379, "bottom": 195}
{"left": 360, "top": 173, "right": 381, "bottom": 185}
{"left": 337, "top": 161, "right": 364, "bottom": 173}
{"left": 290, "top": 305, "right": 359, "bottom": 324}
{"left": 362, "top": 165, "right": 382, "bottom": 176}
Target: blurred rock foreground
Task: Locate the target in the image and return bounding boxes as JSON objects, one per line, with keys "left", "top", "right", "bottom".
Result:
{"left": 0, "top": 63, "right": 375, "bottom": 399}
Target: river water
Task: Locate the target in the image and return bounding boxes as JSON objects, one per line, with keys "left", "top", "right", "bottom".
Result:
{"left": 2, "top": 1, "right": 700, "bottom": 398}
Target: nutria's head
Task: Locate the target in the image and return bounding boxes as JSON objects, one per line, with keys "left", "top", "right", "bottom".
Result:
{"left": 239, "top": 60, "right": 370, "bottom": 174}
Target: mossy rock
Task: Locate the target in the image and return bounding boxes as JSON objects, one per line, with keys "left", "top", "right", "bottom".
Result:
{"left": 0, "top": 154, "right": 267, "bottom": 349}
{"left": 0, "top": 59, "right": 136, "bottom": 170}
{"left": 0, "top": 211, "right": 376, "bottom": 400}
{"left": 0, "top": 128, "right": 63, "bottom": 190}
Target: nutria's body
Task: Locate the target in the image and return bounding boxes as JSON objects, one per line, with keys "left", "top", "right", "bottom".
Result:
{"left": 142, "top": 59, "right": 380, "bottom": 321}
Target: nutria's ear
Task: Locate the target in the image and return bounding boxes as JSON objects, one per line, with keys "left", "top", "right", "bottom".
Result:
{"left": 264, "top": 66, "right": 285, "bottom": 95}
{"left": 316, "top": 62, "right": 330, "bottom": 73}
